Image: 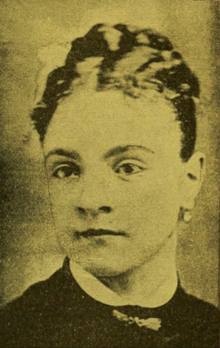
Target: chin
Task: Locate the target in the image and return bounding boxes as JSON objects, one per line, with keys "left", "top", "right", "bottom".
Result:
{"left": 58, "top": 232, "right": 168, "bottom": 277}
{"left": 71, "top": 252, "right": 146, "bottom": 278}
{"left": 84, "top": 263, "right": 128, "bottom": 278}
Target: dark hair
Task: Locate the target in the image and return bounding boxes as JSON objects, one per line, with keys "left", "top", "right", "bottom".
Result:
{"left": 31, "top": 23, "right": 199, "bottom": 162}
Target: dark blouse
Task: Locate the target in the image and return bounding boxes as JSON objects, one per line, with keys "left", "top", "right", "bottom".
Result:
{"left": 0, "top": 257, "right": 219, "bottom": 348}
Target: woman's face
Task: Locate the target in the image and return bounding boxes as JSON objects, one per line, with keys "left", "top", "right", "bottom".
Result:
{"left": 44, "top": 90, "right": 187, "bottom": 277}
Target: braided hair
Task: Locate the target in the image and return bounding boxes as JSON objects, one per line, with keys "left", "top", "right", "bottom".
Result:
{"left": 31, "top": 23, "right": 199, "bottom": 162}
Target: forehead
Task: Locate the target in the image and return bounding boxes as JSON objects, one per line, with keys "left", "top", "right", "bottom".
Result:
{"left": 44, "top": 90, "right": 182, "bottom": 157}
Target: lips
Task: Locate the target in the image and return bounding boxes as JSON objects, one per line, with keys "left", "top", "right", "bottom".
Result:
{"left": 76, "top": 229, "right": 125, "bottom": 238}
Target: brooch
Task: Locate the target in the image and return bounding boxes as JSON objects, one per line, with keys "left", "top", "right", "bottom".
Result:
{"left": 113, "top": 309, "right": 162, "bottom": 331}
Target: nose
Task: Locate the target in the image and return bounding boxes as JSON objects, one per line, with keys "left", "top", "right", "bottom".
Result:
{"left": 75, "top": 174, "right": 113, "bottom": 217}
{"left": 77, "top": 205, "right": 112, "bottom": 216}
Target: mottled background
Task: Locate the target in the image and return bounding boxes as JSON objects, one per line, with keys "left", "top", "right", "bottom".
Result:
{"left": 0, "top": 0, "right": 219, "bottom": 307}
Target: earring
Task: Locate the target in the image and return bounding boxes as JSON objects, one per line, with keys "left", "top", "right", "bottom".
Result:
{"left": 183, "top": 210, "right": 192, "bottom": 222}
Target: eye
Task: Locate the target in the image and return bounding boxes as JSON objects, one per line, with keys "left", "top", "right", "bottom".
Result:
{"left": 52, "top": 163, "right": 81, "bottom": 179}
{"left": 115, "top": 161, "right": 146, "bottom": 176}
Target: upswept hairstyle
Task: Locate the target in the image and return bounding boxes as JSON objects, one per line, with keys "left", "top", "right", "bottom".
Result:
{"left": 31, "top": 23, "right": 199, "bottom": 162}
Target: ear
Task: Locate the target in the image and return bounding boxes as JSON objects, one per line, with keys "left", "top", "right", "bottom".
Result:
{"left": 181, "top": 151, "right": 206, "bottom": 210}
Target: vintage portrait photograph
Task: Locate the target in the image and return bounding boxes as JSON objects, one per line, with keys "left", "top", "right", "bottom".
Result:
{"left": 0, "top": 0, "right": 219, "bottom": 347}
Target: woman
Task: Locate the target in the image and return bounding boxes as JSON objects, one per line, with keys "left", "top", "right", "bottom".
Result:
{"left": 0, "top": 23, "right": 219, "bottom": 348}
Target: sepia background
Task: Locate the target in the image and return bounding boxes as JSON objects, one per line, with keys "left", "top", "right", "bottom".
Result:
{"left": 0, "top": 0, "right": 219, "bottom": 307}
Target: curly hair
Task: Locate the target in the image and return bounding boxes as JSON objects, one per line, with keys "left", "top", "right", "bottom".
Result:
{"left": 31, "top": 23, "right": 199, "bottom": 162}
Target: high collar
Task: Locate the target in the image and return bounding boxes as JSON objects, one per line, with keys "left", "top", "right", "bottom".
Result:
{"left": 66, "top": 257, "right": 178, "bottom": 308}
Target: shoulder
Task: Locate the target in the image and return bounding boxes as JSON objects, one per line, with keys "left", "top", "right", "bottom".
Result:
{"left": 1, "top": 260, "right": 78, "bottom": 312}
{"left": 1, "top": 266, "right": 63, "bottom": 311}
{"left": 176, "top": 288, "right": 219, "bottom": 348}
{"left": 182, "top": 290, "right": 219, "bottom": 323}
{"left": 0, "top": 265, "right": 77, "bottom": 347}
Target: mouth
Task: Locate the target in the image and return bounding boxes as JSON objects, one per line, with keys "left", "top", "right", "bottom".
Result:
{"left": 76, "top": 229, "right": 126, "bottom": 238}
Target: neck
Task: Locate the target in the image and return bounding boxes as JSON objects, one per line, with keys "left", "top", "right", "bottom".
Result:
{"left": 98, "top": 233, "right": 178, "bottom": 308}
{"left": 70, "top": 233, "right": 178, "bottom": 308}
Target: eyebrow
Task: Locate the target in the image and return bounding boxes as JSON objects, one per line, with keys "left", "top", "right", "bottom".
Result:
{"left": 45, "top": 149, "right": 81, "bottom": 161}
{"left": 104, "top": 145, "right": 154, "bottom": 159}
{"left": 45, "top": 145, "right": 154, "bottom": 161}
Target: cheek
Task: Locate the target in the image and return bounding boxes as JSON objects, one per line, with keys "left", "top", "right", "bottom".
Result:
{"left": 120, "top": 171, "right": 181, "bottom": 225}
{"left": 48, "top": 182, "right": 76, "bottom": 223}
